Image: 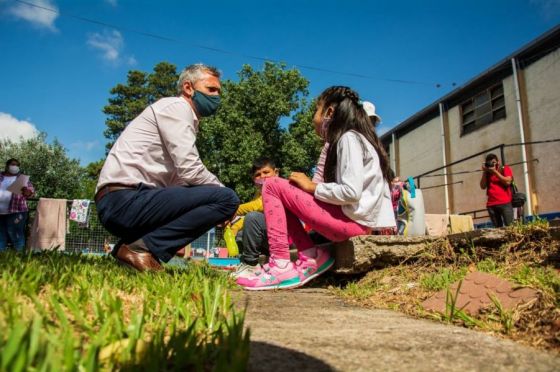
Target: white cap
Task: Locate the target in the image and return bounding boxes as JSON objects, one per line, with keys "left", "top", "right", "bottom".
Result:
{"left": 362, "top": 101, "right": 382, "bottom": 124}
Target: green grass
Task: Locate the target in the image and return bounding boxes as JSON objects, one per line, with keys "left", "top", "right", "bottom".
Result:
{"left": 0, "top": 252, "right": 249, "bottom": 371}
{"left": 420, "top": 267, "right": 467, "bottom": 291}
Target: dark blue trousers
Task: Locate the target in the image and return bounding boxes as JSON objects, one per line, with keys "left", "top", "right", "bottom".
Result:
{"left": 96, "top": 184, "right": 239, "bottom": 262}
{"left": 0, "top": 212, "right": 28, "bottom": 252}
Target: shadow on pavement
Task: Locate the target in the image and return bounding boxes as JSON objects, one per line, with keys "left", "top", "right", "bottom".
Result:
{"left": 249, "top": 341, "right": 335, "bottom": 372}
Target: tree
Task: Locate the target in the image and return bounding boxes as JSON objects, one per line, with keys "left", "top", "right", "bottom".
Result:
{"left": 197, "top": 62, "right": 314, "bottom": 200}
{"left": 82, "top": 159, "right": 105, "bottom": 200}
{"left": 103, "top": 62, "right": 178, "bottom": 151}
{"left": 280, "top": 99, "right": 323, "bottom": 177}
{"left": 0, "top": 134, "right": 87, "bottom": 199}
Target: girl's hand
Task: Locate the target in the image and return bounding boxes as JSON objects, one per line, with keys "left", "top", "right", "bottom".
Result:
{"left": 289, "top": 172, "right": 317, "bottom": 194}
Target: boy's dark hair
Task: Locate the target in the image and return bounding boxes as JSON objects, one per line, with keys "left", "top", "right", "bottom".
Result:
{"left": 318, "top": 86, "right": 391, "bottom": 185}
{"left": 251, "top": 157, "right": 276, "bottom": 175}
{"left": 485, "top": 153, "right": 498, "bottom": 162}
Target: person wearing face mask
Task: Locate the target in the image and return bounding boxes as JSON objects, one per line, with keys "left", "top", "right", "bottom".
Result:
{"left": 230, "top": 157, "right": 280, "bottom": 279}
{"left": 0, "top": 158, "right": 34, "bottom": 252}
{"left": 236, "top": 87, "right": 395, "bottom": 290}
{"left": 312, "top": 101, "right": 381, "bottom": 184}
{"left": 96, "top": 64, "right": 239, "bottom": 271}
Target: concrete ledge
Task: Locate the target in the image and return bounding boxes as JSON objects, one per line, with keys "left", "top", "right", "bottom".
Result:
{"left": 332, "top": 227, "right": 559, "bottom": 274}
{"left": 332, "top": 235, "right": 443, "bottom": 274}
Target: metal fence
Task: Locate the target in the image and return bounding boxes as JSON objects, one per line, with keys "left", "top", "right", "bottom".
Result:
{"left": 25, "top": 199, "right": 224, "bottom": 255}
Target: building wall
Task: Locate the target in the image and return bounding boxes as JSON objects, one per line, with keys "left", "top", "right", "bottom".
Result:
{"left": 523, "top": 48, "right": 560, "bottom": 214}
{"left": 396, "top": 117, "right": 447, "bottom": 214}
{"left": 445, "top": 74, "right": 525, "bottom": 215}
{"left": 388, "top": 46, "right": 560, "bottom": 219}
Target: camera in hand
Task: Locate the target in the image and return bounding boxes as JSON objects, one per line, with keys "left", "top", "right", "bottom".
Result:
{"left": 484, "top": 161, "right": 496, "bottom": 168}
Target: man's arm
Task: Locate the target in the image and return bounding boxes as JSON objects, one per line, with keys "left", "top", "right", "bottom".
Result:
{"left": 157, "top": 102, "right": 222, "bottom": 186}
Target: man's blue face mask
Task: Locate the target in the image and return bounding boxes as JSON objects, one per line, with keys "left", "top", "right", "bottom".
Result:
{"left": 192, "top": 90, "right": 221, "bottom": 117}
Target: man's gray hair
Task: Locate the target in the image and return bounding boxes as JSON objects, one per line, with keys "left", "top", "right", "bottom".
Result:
{"left": 176, "top": 63, "right": 221, "bottom": 95}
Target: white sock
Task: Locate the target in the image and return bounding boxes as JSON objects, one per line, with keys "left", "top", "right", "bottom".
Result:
{"left": 301, "top": 247, "right": 317, "bottom": 259}
{"left": 274, "top": 258, "right": 291, "bottom": 269}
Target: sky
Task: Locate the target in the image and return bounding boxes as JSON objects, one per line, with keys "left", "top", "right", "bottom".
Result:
{"left": 0, "top": 0, "right": 559, "bottom": 165}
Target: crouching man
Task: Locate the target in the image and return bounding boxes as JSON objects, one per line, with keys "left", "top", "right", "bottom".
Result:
{"left": 96, "top": 64, "right": 239, "bottom": 271}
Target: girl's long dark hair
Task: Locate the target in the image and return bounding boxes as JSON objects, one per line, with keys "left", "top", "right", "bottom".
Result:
{"left": 319, "top": 86, "right": 391, "bottom": 185}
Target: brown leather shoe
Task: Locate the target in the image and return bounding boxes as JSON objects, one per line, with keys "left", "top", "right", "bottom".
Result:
{"left": 115, "top": 243, "right": 163, "bottom": 272}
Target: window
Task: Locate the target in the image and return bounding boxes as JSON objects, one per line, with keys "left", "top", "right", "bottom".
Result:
{"left": 460, "top": 83, "right": 506, "bottom": 135}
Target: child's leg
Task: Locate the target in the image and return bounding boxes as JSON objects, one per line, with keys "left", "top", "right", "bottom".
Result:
{"left": 263, "top": 177, "right": 369, "bottom": 259}
{"left": 241, "top": 212, "right": 268, "bottom": 265}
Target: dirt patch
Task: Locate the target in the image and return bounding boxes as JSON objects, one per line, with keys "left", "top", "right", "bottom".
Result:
{"left": 243, "top": 288, "right": 559, "bottom": 371}
{"left": 333, "top": 221, "right": 560, "bottom": 351}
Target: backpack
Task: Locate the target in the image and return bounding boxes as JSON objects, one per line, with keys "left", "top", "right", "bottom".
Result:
{"left": 511, "top": 181, "right": 527, "bottom": 208}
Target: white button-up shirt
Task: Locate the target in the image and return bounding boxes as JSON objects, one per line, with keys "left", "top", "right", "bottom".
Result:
{"left": 97, "top": 96, "right": 222, "bottom": 191}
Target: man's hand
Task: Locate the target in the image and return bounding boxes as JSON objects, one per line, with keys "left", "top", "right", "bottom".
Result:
{"left": 21, "top": 187, "right": 33, "bottom": 198}
{"left": 218, "top": 214, "right": 237, "bottom": 228}
{"left": 482, "top": 164, "right": 497, "bottom": 174}
{"left": 289, "top": 172, "right": 317, "bottom": 194}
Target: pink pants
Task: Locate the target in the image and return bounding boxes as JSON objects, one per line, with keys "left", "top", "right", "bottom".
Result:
{"left": 262, "top": 177, "right": 370, "bottom": 260}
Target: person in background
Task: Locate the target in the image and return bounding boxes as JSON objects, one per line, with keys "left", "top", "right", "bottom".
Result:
{"left": 0, "top": 158, "right": 34, "bottom": 252}
{"left": 237, "top": 86, "right": 395, "bottom": 290}
{"left": 388, "top": 169, "right": 400, "bottom": 214}
{"left": 362, "top": 101, "right": 382, "bottom": 127}
{"left": 480, "top": 153, "right": 513, "bottom": 227}
{"left": 231, "top": 157, "right": 279, "bottom": 279}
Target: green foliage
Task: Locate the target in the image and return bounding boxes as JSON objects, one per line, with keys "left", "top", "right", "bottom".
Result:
{"left": 487, "top": 294, "right": 515, "bottom": 334}
{"left": 0, "top": 135, "right": 87, "bottom": 199}
{"left": 476, "top": 258, "right": 498, "bottom": 273}
{"left": 337, "top": 281, "right": 380, "bottom": 300}
{"left": 440, "top": 281, "right": 485, "bottom": 328}
{"left": 103, "top": 61, "right": 322, "bottom": 202}
{"left": 198, "top": 62, "right": 318, "bottom": 201}
{"left": 81, "top": 159, "right": 105, "bottom": 200}
{"left": 0, "top": 252, "right": 249, "bottom": 371}
{"left": 420, "top": 267, "right": 467, "bottom": 291}
{"left": 103, "top": 62, "right": 178, "bottom": 151}
{"left": 280, "top": 99, "right": 322, "bottom": 177}
{"left": 512, "top": 264, "right": 560, "bottom": 303}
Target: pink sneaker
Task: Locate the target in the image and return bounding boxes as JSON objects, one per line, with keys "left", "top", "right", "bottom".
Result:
{"left": 295, "top": 246, "right": 335, "bottom": 286}
{"left": 236, "top": 259, "right": 301, "bottom": 291}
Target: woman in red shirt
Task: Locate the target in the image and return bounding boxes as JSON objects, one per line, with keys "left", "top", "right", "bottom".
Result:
{"left": 480, "top": 153, "right": 513, "bottom": 227}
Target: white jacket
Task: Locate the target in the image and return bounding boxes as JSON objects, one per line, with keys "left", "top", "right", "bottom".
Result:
{"left": 314, "top": 131, "right": 396, "bottom": 228}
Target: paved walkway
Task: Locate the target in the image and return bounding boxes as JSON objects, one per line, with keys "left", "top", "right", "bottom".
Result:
{"left": 243, "top": 288, "right": 559, "bottom": 372}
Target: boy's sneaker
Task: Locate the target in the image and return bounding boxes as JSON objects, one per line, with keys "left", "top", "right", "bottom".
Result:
{"left": 295, "top": 247, "right": 334, "bottom": 286}
{"left": 236, "top": 258, "right": 301, "bottom": 291}
{"left": 231, "top": 263, "right": 259, "bottom": 279}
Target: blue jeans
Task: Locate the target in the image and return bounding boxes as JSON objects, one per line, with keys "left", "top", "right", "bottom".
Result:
{"left": 96, "top": 184, "right": 239, "bottom": 262}
{"left": 236, "top": 212, "right": 269, "bottom": 265}
{"left": 0, "top": 212, "right": 28, "bottom": 252}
